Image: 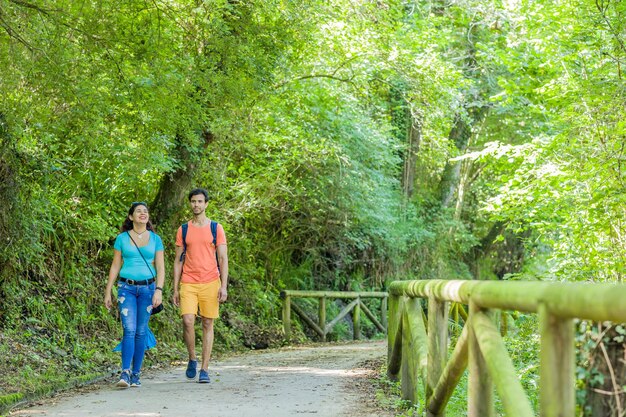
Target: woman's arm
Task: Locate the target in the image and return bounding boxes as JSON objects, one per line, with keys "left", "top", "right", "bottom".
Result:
{"left": 152, "top": 250, "right": 165, "bottom": 307}
{"left": 104, "top": 249, "right": 122, "bottom": 310}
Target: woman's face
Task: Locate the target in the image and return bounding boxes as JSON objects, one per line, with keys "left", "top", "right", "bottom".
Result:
{"left": 129, "top": 204, "right": 149, "bottom": 225}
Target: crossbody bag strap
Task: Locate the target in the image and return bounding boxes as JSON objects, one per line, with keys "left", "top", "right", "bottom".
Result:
{"left": 127, "top": 231, "right": 156, "bottom": 279}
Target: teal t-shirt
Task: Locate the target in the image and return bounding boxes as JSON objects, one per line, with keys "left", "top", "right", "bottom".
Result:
{"left": 114, "top": 231, "right": 164, "bottom": 281}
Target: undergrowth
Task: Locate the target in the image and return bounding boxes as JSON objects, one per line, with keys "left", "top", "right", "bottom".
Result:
{"left": 371, "top": 312, "right": 540, "bottom": 417}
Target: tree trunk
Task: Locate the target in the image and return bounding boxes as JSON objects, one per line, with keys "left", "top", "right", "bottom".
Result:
{"left": 150, "top": 129, "right": 216, "bottom": 228}
{"left": 402, "top": 109, "right": 422, "bottom": 200}
{"left": 438, "top": 17, "right": 489, "bottom": 209}
{"left": 439, "top": 107, "right": 488, "bottom": 208}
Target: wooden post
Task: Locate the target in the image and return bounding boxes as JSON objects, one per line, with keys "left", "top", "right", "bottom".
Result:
{"left": 426, "top": 296, "right": 448, "bottom": 416}
{"left": 427, "top": 324, "right": 469, "bottom": 416}
{"left": 472, "top": 311, "right": 534, "bottom": 417}
{"left": 353, "top": 297, "right": 361, "bottom": 340}
{"left": 458, "top": 304, "right": 468, "bottom": 323}
{"left": 468, "top": 301, "right": 493, "bottom": 417}
{"left": 291, "top": 302, "right": 325, "bottom": 337}
{"left": 387, "top": 295, "right": 402, "bottom": 381}
{"left": 401, "top": 297, "right": 427, "bottom": 402}
{"left": 325, "top": 299, "right": 359, "bottom": 335}
{"left": 282, "top": 295, "right": 291, "bottom": 340}
{"left": 381, "top": 296, "right": 388, "bottom": 332}
{"left": 359, "top": 299, "right": 386, "bottom": 332}
{"left": 319, "top": 296, "right": 326, "bottom": 342}
{"left": 539, "top": 303, "right": 574, "bottom": 417}
{"left": 451, "top": 302, "right": 459, "bottom": 324}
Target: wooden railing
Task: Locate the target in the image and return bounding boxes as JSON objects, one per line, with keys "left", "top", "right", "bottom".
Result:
{"left": 281, "top": 290, "right": 388, "bottom": 341}
{"left": 388, "top": 279, "right": 626, "bottom": 417}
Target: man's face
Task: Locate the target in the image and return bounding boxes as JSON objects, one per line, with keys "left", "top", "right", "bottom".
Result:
{"left": 190, "top": 194, "right": 208, "bottom": 215}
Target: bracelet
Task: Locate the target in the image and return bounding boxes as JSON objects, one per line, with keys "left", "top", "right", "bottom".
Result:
{"left": 155, "top": 286, "right": 163, "bottom": 291}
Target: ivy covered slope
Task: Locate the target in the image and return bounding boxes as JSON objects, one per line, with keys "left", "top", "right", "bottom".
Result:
{"left": 1, "top": 0, "right": 626, "bottom": 414}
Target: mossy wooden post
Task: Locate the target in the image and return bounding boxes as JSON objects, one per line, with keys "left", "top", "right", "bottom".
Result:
{"left": 381, "top": 296, "right": 388, "bottom": 331}
{"left": 426, "top": 296, "right": 448, "bottom": 416}
{"left": 402, "top": 297, "right": 426, "bottom": 402}
{"left": 388, "top": 295, "right": 402, "bottom": 381}
{"left": 353, "top": 297, "right": 361, "bottom": 340}
{"left": 539, "top": 303, "right": 574, "bottom": 417}
{"left": 468, "top": 301, "right": 493, "bottom": 417}
{"left": 427, "top": 325, "right": 469, "bottom": 416}
{"left": 282, "top": 294, "right": 291, "bottom": 340}
{"left": 472, "top": 311, "right": 534, "bottom": 417}
{"left": 451, "top": 303, "right": 459, "bottom": 324}
{"left": 500, "top": 312, "right": 508, "bottom": 336}
{"left": 318, "top": 296, "right": 326, "bottom": 342}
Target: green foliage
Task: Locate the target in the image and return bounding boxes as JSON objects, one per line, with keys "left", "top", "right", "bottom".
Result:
{"left": 375, "top": 313, "right": 540, "bottom": 416}
{"left": 4, "top": 0, "right": 625, "bottom": 412}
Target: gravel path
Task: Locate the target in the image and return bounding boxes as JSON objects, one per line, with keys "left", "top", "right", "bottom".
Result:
{"left": 11, "top": 340, "right": 392, "bottom": 417}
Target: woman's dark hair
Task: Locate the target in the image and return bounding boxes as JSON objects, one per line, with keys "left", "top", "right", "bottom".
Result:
{"left": 121, "top": 202, "right": 155, "bottom": 232}
{"left": 188, "top": 188, "right": 209, "bottom": 202}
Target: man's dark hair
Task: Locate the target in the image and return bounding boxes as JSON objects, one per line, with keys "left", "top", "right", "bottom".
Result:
{"left": 188, "top": 188, "right": 209, "bottom": 202}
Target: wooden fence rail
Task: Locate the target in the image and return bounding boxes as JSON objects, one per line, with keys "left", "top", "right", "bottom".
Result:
{"left": 281, "top": 290, "right": 388, "bottom": 341}
{"left": 388, "top": 279, "right": 626, "bottom": 417}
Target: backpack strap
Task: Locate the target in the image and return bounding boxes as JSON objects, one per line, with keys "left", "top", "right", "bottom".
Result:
{"left": 210, "top": 221, "right": 218, "bottom": 247}
{"left": 211, "top": 220, "right": 220, "bottom": 272}
{"left": 179, "top": 223, "right": 188, "bottom": 262}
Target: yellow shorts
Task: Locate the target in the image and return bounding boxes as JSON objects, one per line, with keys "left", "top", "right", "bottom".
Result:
{"left": 179, "top": 280, "right": 221, "bottom": 318}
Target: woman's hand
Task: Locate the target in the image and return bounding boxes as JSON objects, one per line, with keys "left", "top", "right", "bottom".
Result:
{"left": 104, "top": 292, "right": 112, "bottom": 310}
{"left": 152, "top": 289, "right": 162, "bottom": 308}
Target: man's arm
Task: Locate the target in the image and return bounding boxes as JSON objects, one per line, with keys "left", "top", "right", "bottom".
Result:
{"left": 217, "top": 244, "right": 228, "bottom": 303}
{"left": 173, "top": 245, "right": 184, "bottom": 306}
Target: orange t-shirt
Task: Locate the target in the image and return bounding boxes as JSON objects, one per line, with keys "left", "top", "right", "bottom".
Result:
{"left": 176, "top": 221, "right": 227, "bottom": 284}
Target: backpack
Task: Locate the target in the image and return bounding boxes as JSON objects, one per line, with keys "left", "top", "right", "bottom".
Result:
{"left": 180, "top": 220, "right": 220, "bottom": 271}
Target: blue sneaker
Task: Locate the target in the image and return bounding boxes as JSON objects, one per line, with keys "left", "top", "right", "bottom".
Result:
{"left": 198, "top": 369, "right": 210, "bottom": 384}
{"left": 116, "top": 370, "right": 130, "bottom": 388}
{"left": 186, "top": 360, "right": 198, "bottom": 379}
{"left": 130, "top": 373, "right": 141, "bottom": 387}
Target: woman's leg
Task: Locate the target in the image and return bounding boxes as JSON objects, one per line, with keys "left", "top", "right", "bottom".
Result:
{"left": 131, "top": 285, "right": 154, "bottom": 374}
{"left": 118, "top": 284, "right": 138, "bottom": 371}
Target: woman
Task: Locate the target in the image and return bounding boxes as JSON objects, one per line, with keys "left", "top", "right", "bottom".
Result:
{"left": 104, "top": 202, "right": 165, "bottom": 388}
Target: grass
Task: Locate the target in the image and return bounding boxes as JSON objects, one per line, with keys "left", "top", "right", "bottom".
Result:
{"left": 0, "top": 325, "right": 187, "bottom": 415}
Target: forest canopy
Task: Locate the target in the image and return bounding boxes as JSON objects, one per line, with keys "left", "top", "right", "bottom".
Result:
{"left": 1, "top": 0, "right": 626, "bottom": 413}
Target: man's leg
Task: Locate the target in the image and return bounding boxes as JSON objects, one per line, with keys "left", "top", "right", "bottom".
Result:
{"left": 180, "top": 283, "right": 200, "bottom": 378}
{"left": 200, "top": 317, "right": 214, "bottom": 371}
{"left": 197, "top": 281, "right": 218, "bottom": 383}
{"left": 182, "top": 314, "right": 197, "bottom": 360}
{"left": 182, "top": 313, "right": 198, "bottom": 379}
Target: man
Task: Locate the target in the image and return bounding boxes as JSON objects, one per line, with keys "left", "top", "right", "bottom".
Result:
{"left": 173, "top": 188, "right": 229, "bottom": 383}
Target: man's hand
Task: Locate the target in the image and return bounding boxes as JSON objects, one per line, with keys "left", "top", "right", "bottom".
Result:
{"left": 172, "top": 290, "right": 180, "bottom": 307}
{"left": 218, "top": 287, "right": 228, "bottom": 303}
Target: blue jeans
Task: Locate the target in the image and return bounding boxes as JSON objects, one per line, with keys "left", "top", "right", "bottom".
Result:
{"left": 117, "top": 282, "right": 155, "bottom": 373}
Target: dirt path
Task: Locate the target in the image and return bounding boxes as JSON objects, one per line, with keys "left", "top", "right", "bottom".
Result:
{"left": 11, "top": 340, "right": 392, "bottom": 417}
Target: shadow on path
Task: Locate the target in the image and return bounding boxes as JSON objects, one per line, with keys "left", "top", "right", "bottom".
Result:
{"left": 11, "top": 340, "right": 391, "bottom": 417}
